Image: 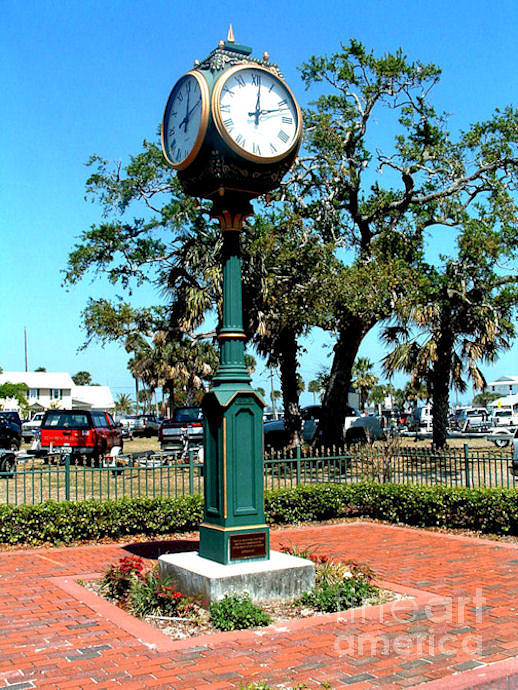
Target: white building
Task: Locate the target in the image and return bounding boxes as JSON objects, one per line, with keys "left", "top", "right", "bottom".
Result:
{"left": 0, "top": 371, "right": 114, "bottom": 413}
{"left": 487, "top": 376, "right": 518, "bottom": 397}
{"left": 72, "top": 385, "right": 115, "bottom": 411}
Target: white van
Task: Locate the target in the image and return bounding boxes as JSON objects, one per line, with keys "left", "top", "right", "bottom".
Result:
{"left": 409, "top": 405, "right": 433, "bottom": 431}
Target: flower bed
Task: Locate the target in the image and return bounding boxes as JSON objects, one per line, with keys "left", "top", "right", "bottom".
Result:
{"left": 81, "top": 549, "right": 400, "bottom": 640}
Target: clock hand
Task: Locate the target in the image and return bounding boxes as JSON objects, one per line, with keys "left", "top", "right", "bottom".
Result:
{"left": 180, "top": 88, "right": 191, "bottom": 132}
{"left": 254, "top": 83, "right": 261, "bottom": 126}
{"left": 186, "top": 99, "right": 201, "bottom": 120}
{"left": 247, "top": 107, "right": 283, "bottom": 119}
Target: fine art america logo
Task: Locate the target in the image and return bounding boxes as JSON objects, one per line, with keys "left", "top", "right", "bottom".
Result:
{"left": 334, "top": 588, "right": 487, "bottom": 659}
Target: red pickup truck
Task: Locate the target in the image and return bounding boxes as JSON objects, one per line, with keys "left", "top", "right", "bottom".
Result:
{"left": 40, "top": 409, "right": 123, "bottom": 463}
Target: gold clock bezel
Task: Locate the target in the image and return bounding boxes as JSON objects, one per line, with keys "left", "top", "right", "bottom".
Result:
{"left": 161, "top": 70, "right": 210, "bottom": 170}
{"left": 212, "top": 64, "right": 303, "bottom": 164}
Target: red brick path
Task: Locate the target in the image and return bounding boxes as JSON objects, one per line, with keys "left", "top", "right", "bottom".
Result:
{"left": 1, "top": 522, "right": 518, "bottom": 688}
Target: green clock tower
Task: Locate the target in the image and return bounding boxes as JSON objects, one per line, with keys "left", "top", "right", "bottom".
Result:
{"left": 161, "top": 29, "right": 303, "bottom": 566}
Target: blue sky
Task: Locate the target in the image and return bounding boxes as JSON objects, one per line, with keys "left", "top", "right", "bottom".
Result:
{"left": 1, "top": 0, "right": 517, "bottom": 406}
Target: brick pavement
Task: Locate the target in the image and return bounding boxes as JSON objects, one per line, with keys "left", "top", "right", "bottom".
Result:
{"left": 1, "top": 521, "right": 518, "bottom": 688}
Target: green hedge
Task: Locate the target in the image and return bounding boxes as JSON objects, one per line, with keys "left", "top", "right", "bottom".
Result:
{"left": 0, "top": 483, "right": 517, "bottom": 546}
{"left": 0, "top": 495, "right": 203, "bottom": 545}
{"left": 265, "top": 483, "right": 518, "bottom": 534}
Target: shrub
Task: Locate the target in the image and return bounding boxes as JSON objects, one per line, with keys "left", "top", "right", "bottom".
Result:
{"left": 0, "top": 494, "right": 203, "bottom": 545}
{"left": 102, "top": 556, "right": 145, "bottom": 600}
{"left": 209, "top": 593, "right": 271, "bottom": 631}
{"left": 128, "top": 566, "right": 195, "bottom": 618}
{"left": 1, "top": 482, "right": 518, "bottom": 547}
{"left": 298, "top": 574, "right": 377, "bottom": 613}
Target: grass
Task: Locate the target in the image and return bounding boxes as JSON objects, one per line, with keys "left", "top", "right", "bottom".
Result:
{"left": 5, "top": 433, "right": 511, "bottom": 507}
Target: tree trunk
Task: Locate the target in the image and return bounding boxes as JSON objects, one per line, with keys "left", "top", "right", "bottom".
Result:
{"left": 134, "top": 376, "right": 140, "bottom": 414}
{"left": 431, "top": 316, "right": 454, "bottom": 449}
{"left": 318, "top": 318, "right": 370, "bottom": 447}
{"left": 277, "top": 326, "right": 303, "bottom": 446}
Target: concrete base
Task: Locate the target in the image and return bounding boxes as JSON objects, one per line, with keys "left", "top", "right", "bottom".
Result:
{"left": 158, "top": 550, "right": 315, "bottom": 603}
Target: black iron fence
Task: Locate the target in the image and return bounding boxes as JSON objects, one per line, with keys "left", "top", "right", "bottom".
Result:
{"left": 0, "top": 443, "right": 515, "bottom": 506}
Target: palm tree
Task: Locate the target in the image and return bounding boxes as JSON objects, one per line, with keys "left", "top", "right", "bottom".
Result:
{"left": 383, "top": 255, "right": 515, "bottom": 447}
{"left": 115, "top": 393, "right": 134, "bottom": 415}
{"left": 308, "top": 380, "right": 321, "bottom": 404}
{"left": 352, "top": 358, "right": 379, "bottom": 411}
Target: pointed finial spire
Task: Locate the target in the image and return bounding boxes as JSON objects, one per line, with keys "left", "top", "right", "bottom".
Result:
{"left": 227, "top": 24, "right": 235, "bottom": 42}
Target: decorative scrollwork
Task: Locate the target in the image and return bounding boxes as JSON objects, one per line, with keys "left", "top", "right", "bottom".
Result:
{"left": 198, "top": 48, "right": 284, "bottom": 79}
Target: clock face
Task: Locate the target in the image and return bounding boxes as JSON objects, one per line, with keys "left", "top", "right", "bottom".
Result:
{"left": 212, "top": 65, "right": 302, "bottom": 163}
{"left": 161, "top": 71, "right": 209, "bottom": 169}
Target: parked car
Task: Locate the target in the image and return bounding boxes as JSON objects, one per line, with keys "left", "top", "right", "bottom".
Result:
{"left": 126, "top": 415, "right": 146, "bottom": 437}
{"left": 263, "top": 405, "right": 384, "bottom": 450}
{"left": 116, "top": 415, "right": 136, "bottom": 439}
{"left": 0, "top": 415, "right": 21, "bottom": 450}
{"left": 0, "top": 411, "right": 22, "bottom": 430}
{"left": 136, "top": 414, "right": 162, "bottom": 437}
{"left": 455, "top": 407, "right": 490, "bottom": 431}
{"left": 159, "top": 407, "right": 204, "bottom": 454}
{"left": 490, "top": 408, "right": 518, "bottom": 427}
{"left": 408, "top": 405, "right": 433, "bottom": 431}
{"left": 39, "top": 409, "right": 123, "bottom": 463}
{"left": 21, "top": 412, "right": 46, "bottom": 440}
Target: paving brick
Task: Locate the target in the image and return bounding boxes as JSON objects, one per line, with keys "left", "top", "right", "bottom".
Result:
{"left": 1, "top": 521, "right": 518, "bottom": 687}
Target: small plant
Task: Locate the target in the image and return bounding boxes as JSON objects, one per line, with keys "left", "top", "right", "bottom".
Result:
{"left": 299, "top": 572, "right": 378, "bottom": 613}
{"left": 101, "top": 556, "right": 145, "bottom": 600}
{"left": 128, "top": 566, "right": 194, "bottom": 618}
{"left": 210, "top": 593, "right": 271, "bottom": 631}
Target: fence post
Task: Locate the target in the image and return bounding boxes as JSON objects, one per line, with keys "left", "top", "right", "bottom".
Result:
{"left": 463, "top": 443, "right": 470, "bottom": 488}
{"left": 188, "top": 448, "right": 194, "bottom": 494}
{"left": 296, "top": 444, "right": 301, "bottom": 485}
{"left": 64, "top": 453, "right": 71, "bottom": 501}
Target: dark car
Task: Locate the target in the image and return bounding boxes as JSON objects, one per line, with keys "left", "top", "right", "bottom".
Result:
{"left": 0, "top": 411, "right": 22, "bottom": 429}
{"left": 0, "top": 414, "right": 22, "bottom": 450}
{"left": 159, "top": 407, "right": 204, "bottom": 454}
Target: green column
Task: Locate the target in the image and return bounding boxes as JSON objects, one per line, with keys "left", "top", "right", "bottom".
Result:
{"left": 199, "top": 196, "right": 269, "bottom": 565}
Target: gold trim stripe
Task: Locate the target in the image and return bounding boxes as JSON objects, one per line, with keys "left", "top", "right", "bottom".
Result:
{"left": 217, "top": 332, "right": 246, "bottom": 340}
{"left": 200, "top": 523, "right": 269, "bottom": 532}
{"left": 223, "top": 416, "right": 227, "bottom": 519}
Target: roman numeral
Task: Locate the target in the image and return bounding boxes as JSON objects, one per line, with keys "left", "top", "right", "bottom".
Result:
{"left": 282, "top": 116, "right": 293, "bottom": 124}
{"left": 235, "top": 75, "right": 246, "bottom": 88}
{"left": 253, "top": 143, "right": 261, "bottom": 155}
{"left": 270, "top": 143, "right": 278, "bottom": 153}
{"left": 177, "top": 91, "right": 183, "bottom": 103}
{"left": 251, "top": 73, "right": 261, "bottom": 86}
{"left": 278, "top": 130, "right": 289, "bottom": 143}
{"left": 236, "top": 133, "right": 246, "bottom": 147}
{"left": 222, "top": 86, "right": 235, "bottom": 97}
{"left": 220, "top": 104, "right": 231, "bottom": 112}
{"left": 223, "top": 118, "right": 234, "bottom": 131}
{"left": 278, "top": 99, "right": 288, "bottom": 109}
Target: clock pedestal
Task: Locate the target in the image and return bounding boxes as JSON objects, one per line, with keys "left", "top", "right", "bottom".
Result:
{"left": 199, "top": 196, "right": 269, "bottom": 565}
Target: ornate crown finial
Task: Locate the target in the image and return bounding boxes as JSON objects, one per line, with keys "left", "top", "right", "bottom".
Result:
{"left": 227, "top": 24, "right": 235, "bottom": 42}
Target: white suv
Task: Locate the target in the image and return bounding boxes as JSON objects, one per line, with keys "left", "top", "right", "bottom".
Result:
{"left": 21, "top": 412, "right": 45, "bottom": 440}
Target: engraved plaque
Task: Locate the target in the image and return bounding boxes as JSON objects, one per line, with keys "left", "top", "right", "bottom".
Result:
{"left": 229, "top": 531, "right": 267, "bottom": 560}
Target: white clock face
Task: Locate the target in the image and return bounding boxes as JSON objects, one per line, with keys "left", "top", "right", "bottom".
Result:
{"left": 213, "top": 66, "right": 301, "bottom": 163}
{"left": 162, "top": 72, "right": 209, "bottom": 169}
